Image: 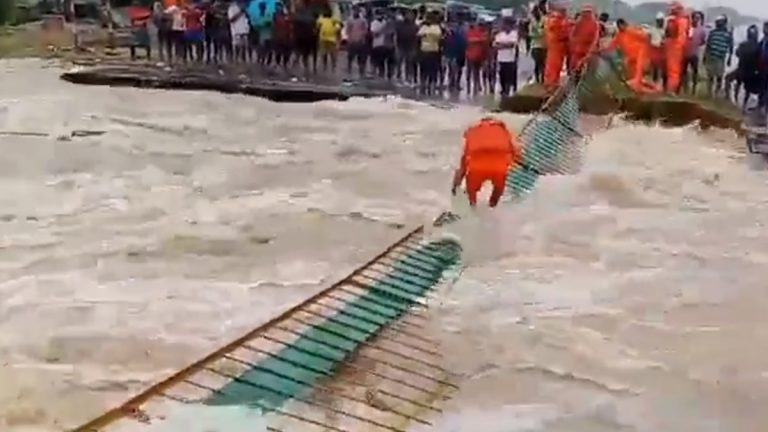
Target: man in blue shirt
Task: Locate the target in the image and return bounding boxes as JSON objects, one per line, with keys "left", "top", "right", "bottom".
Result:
{"left": 703, "top": 15, "right": 733, "bottom": 96}
{"left": 444, "top": 20, "right": 467, "bottom": 92}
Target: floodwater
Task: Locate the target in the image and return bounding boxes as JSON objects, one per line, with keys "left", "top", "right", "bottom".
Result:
{"left": 0, "top": 58, "right": 765, "bottom": 431}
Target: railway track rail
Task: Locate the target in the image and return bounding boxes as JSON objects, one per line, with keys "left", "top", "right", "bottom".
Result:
{"left": 74, "top": 224, "right": 463, "bottom": 432}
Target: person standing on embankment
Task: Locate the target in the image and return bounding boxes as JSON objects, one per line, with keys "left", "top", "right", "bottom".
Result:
{"left": 568, "top": 4, "right": 600, "bottom": 75}
{"left": 759, "top": 22, "right": 768, "bottom": 112}
{"left": 528, "top": 5, "right": 546, "bottom": 84}
{"left": 152, "top": 0, "right": 172, "bottom": 62}
{"left": 183, "top": 2, "right": 205, "bottom": 62}
{"left": 543, "top": 3, "right": 570, "bottom": 91}
{"left": 703, "top": 15, "right": 734, "bottom": 97}
{"left": 272, "top": 5, "right": 293, "bottom": 69}
{"left": 344, "top": 5, "right": 369, "bottom": 77}
{"left": 648, "top": 12, "right": 666, "bottom": 87}
{"left": 466, "top": 19, "right": 491, "bottom": 92}
{"left": 444, "top": 18, "right": 468, "bottom": 92}
{"left": 316, "top": 7, "right": 341, "bottom": 73}
{"left": 682, "top": 10, "right": 706, "bottom": 94}
{"left": 396, "top": 9, "right": 419, "bottom": 84}
{"left": 664, "top": 2, "right": 690, "bottom": 93}
{"left": 227, "top": 0, "right": 250, "bottom": 62}
{"left": 493, "top": 16, "right": 520, "bottom": 96}
{"left": 417, "top": 11, "right": 443, "bottom": 95}
{"left": 604, "top": 18, "right": 659, "bottom": 93}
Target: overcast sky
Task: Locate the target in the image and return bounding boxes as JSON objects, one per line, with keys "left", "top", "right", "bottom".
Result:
{"left": 622, "top": 0, "right": 765, "bottom": 19}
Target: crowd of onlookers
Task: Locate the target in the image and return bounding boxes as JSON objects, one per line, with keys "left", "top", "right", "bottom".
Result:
{"left": 629, "top": 10, "right": 768, "bottom": 111}
{"left": 128, "top": 0, "right": 768, "bottom": 108}
{"left": 128, "top": 0, "right": 532, "bottom": 96}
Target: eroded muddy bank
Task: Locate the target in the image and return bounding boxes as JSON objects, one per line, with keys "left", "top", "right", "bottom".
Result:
{"left": 60, "top": 63, "right": 392, "bottom": 103}
{"left": 501, "top": 83, "right": 744, "bottom": 134}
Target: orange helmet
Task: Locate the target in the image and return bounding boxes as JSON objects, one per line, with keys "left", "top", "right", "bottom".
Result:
{"left": 669, "top": 2, "right": 684, "bottom": 14}
{"left": 580, "top": 4, "right": 595, "bottom": 17}
{"left": 549, "top": 0, "right": 567, "bottom": 13}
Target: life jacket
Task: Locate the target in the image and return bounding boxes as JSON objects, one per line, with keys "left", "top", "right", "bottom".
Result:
{"left": 545, "top": 12, "right": 569, "bottom": 48}
{"left": 569, "top": 12, "right": 599, "bottom": 56}
{"left": 609, "top": 26, "right": 649, "bottom": 57}
{"left": 665, "top": 14, "right": 689, "bottom": 47}
{"left": 462, "top": 119, "right": 520, "bottom": 174}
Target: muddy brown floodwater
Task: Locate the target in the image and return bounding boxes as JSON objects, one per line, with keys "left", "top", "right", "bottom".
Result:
{"left": 0, "top": 59, "right": 766, "bottom": 432}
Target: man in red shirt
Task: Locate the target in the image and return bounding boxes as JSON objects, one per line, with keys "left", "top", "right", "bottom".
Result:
{"left": 272, "top": 5, "right": 293, "bottom": 69}
{"left": 465, "top": 20, "right": 490, "bottom": 94}
{"left": 184, "top": 3, "right": 205, "bottom": 62}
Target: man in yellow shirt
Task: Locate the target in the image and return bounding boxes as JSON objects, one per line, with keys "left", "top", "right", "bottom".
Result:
{"left": 417, "top": 10, "right": 443, "bottom": 95}
{"left": 316, "top": 8, "right": 341, "bottom": 73}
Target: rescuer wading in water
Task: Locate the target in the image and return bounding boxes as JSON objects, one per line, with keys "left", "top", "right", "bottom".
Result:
{"left": 451, "top": 117, "right": 522, "bottom": 208}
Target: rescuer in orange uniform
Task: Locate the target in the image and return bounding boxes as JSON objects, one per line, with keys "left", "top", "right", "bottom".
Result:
{"left": 606, "top": 18, "right": 659, "bottom": 93}
{"left": 543, "top": 5, "right": 570, "bottom": 90}
{"left": 568, "top": 4, "right": 600, "bottom": 73}
{"left": 664, "top": 2, "right": 690, "bottom": 93}
{"left": 451, "top": 117, "right": 522, "bottom": 208}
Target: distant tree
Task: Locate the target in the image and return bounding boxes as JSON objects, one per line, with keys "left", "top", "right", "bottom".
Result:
{"left": 0, "top": 0, "right": 17, "bottom": 25}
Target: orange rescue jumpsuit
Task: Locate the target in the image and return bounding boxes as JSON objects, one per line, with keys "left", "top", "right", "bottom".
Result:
{"left": 608, "top": 25, "right": 659, "bottom": 93}
{"left": 569, "top": 6, "right": 600, "bottom": 72}
{"left": 544, "top": 8, "right": 570, "bottom": 89}
{"left": 664, "top": 3, "right": 689, "bottom": 93}
{"left": 453, "top": 118, "right": 521, "bottom": 208}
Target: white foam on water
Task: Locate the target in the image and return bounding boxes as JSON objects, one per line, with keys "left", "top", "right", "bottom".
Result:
{"left": 430, "top": 118, "right": 768, "bottom": 432}
{"left": 118, "top": 403, "right": 268, "bottom": 432}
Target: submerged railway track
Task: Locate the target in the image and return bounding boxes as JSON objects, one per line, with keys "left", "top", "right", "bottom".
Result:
{"left": 72, "top": 53, "right": 605, "bottom": 432}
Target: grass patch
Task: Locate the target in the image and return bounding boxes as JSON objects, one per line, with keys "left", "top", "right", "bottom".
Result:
{"left": 680, "top": 89, "right": 743, "bottom": 120}
{"left": 0, "top": 23, "right": 76, "bottom": 59}
{"left": 637, "top": 84, "right": 743, "bottom": 121}
{"left": 516, "top": 83, "right": 548, "bottom": 97}
{"left": 0, "top": 25, "right": 40, "bottom": 57}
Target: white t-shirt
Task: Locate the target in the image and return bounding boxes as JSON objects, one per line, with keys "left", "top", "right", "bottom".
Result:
{"left": 166, "top": 5, "right": 185, "bottom": 31}
{"left": 494, "top": 30, "right": 518, "bottom": 63}
{"left": 228, "top": 3, "right": 250, "bottom": 36}
{"left": 649, "top": 26, "right": 664, "bottom": 47}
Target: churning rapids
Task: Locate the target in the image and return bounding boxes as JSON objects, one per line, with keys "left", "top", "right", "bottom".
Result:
{"left": 1, "top": 59, "right": 766, "bottom": 432}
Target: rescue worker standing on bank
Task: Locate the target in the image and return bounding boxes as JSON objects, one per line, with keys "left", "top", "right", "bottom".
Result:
{"left": 451, "top": 118, "right": 522, "bottom": 208}
{"left": 543, "top": 4, "right": 570, "bottom": 90}
{"left": 664, "top": 2, "right": 690, "bottom": 93}
{"left": 605, "top": 18, "right": 658, "bottom": 93}
{"left": 648, "top": 12, "right": 666, "bottom": 86}
{"left": 568, "top": 4, "right": 600, "bottom": 74}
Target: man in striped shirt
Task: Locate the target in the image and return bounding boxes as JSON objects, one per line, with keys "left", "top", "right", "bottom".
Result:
{"left": 703, "top": 15, "right": 734, "bottom": 96}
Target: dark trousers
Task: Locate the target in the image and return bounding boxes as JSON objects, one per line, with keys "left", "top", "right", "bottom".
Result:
{"left": 682, "top": 55, "right": 700, "bottom": 93}
{"left": 420, "top": 51, "right": 441, "bottom": 94}
{"left": 371, "top": 46, "right": 395, "bottom": 80}
{"left": 157, "top": 29, "right": 173, "bottom": 61}
{"left": 531, "top": 47, "right": 546, "bottom": 83}
{"left": 498, "top": 61, "right": 518, "bottom": 96}
{"left": 274, "top": 41, "right": 292, "bottom": 67}
{"left": 347, "top": 42, "right": 368, "bottom": 75}
{"left": 171, "top": 30, "right": 186, "bottom": 62}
